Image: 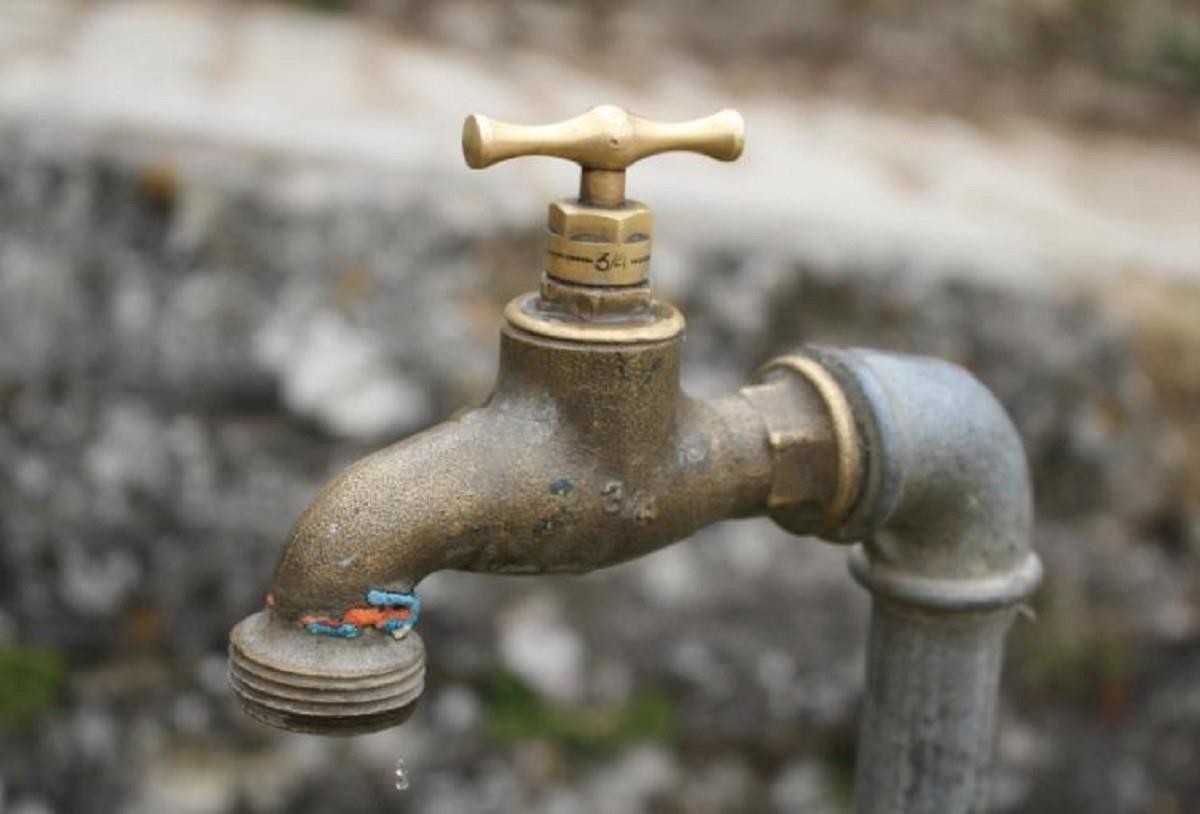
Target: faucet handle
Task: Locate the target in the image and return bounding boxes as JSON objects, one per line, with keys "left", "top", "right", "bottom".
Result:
{"left": 462, "top": 104, "right": 745, "bottom": 290}
{"left": 462, "top": 105, "right": 744, "bottom": 207}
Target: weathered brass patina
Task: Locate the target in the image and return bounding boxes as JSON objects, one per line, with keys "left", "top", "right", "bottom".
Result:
{"left": 230, "top": 106, "right": 1040, "bottom": 812}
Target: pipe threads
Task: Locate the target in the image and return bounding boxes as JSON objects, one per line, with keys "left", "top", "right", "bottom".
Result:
{"left": 228, "top": 610, "right": 425, "bottom": 736}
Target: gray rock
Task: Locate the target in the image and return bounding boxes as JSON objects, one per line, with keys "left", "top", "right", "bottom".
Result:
{"left": 769, "top": 760, "right": 843, "bottom": 814}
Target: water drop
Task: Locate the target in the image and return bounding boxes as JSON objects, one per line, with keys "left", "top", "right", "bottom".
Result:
{"left": 394, "top": 758, "right": 410, "bottom": 791}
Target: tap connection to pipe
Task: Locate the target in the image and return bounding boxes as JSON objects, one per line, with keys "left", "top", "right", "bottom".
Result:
{"left": 227, "top": 105, "right": 1040, "bottom": 813}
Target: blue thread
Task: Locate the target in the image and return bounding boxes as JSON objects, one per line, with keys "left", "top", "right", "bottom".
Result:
{"left": 366, "top": 589, "right": 421, "bottom": 628}
{"left": 366, "top": 590, "right": 419, "bottom": 610}
{"left": 306, "top": 622, "right": 361, "bottom": 638}
{"left": 304, "top": 591, "right": 422, "bottom": 638}
{"left": 549, "top": 478, "right": 574, "bottom": 496}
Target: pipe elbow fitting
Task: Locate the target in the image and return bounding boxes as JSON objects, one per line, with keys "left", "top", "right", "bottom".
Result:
{"left": 813, "top": 348, "right": 1042, "bottom": 613}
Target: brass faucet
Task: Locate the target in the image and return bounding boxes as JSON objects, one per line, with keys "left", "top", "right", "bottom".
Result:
{"left": 229, "top": 106, "right": 1040, "bottom": 812}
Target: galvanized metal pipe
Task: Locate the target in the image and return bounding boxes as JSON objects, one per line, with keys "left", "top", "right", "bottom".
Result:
{"left": 855, "top": 603, "right": 1015, "bottom": 812}
{"left": 811, "top": 348, "right": 1042, "bottom": 813}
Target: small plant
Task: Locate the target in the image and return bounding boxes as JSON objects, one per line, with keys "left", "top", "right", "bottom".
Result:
{"left": 1160, "top": 27, "right": 1200, "bottom": 91}
{"left": 484, "top": 671, "right": 676, "bottom": 760}
{"left": 0, "top": 644, "right": 66, "bottom": 729}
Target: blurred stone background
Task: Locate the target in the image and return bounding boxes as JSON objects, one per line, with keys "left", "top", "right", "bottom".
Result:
{"left": 1, "top": 1, "right": 1200, "bottom": 812}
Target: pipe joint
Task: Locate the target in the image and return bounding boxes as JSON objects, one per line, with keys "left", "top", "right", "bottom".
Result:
{"left": 743, "top": 355, "right": 864, "bottom": 535}
{"left": 790, "top": 347, "right": 1041, "bottom": 813}
{"left": 807, "top": 347, "right": 1042, "bottom": 613}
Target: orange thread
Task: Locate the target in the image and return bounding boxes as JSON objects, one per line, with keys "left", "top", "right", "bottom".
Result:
{"left": 344, "top": 607, "right": 412, "bottom": 627}
{"left": 343, "top": 608, "right": 385, "bottom": 627}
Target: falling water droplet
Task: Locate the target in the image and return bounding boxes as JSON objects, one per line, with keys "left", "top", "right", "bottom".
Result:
{"left": 394, "top": 758, "right": 410, "bottom": 791}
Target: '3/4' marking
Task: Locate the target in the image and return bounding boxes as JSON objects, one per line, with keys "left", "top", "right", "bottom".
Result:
{"left": 593, "top": 251, "right": 626, "bottom": 273}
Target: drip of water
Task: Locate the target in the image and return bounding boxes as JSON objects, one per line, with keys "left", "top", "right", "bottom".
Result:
{"left": 394, "top": 758, "right": 410, "bottom": 791}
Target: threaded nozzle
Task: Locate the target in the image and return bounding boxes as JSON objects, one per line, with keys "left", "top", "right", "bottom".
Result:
{"left": 228, "top": 610, "right": 425, "bottom": 736}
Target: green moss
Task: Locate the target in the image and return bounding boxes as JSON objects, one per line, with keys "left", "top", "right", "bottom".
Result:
{"left": 1010, "top": 600, "right": 1139, "bottom": 713}
{"left": 1159, "top": 28, "right": 1200, "bottom": 91}
{"left": 821, "top": 726, "right": 859, "bottom": 808}
{"left": 484, "top": 671, "right": 676, "bottom": 760}
{"left": 284, "top": 0, "right": 354, "bottom": 13}
{"left": 0, "top": 644, "right": 66, "bottom": 729}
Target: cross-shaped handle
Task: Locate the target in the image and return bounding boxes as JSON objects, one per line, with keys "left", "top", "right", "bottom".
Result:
{"left": 462, "top": 105, "right": 744, "bottom": 207}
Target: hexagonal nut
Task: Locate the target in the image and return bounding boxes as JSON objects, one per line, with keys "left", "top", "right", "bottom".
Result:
{"left": 743, "top": 361, "right": 862, "bottom": 536}
{"left": 548, "top": 199, "right": 654, "bottom": 244}
{"left": 539, "top": 275, "right": 653, "bottom": 319}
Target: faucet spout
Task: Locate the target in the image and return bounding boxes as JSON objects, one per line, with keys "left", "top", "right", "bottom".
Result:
{"left": 268, "top": 405, "right": 549, "bottom": 617}
{"left": 270, "top": 325, "right": 775, "bottom": 621}
{"left": 230, "top": 322, "right": 793, "bottom": 735}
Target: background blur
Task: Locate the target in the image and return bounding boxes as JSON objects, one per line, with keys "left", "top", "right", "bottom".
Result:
{"left": 2, "top": 1, "right": 1200, "bottom": 812}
